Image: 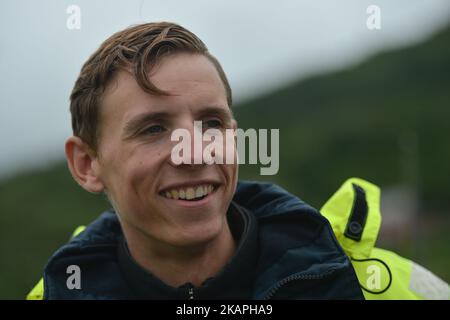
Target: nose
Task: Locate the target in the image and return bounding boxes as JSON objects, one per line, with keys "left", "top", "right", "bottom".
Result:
{"left": 169, "top": 120, "right": 211, "bottom": 167}
{"left": 190, "top": 121, "right": 207, "bottom": 165}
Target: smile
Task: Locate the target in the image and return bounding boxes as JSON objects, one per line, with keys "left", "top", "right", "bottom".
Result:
{"left": 159, "top": 184, "right": 217, "bottom": 201}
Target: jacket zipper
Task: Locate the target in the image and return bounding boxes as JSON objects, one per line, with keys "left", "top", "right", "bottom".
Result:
{"left": 263, "top": 269, "right": 337, "bottom": 299}
{"left": 188, "top": 286, "right": 195, "bottom": 300}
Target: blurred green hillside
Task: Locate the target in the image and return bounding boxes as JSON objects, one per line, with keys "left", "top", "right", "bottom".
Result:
{"left": 235, "top": 26, "right": 450, "bottom": 211}
{"left": 1, "top": 26, "right": 449, "bottom": 299}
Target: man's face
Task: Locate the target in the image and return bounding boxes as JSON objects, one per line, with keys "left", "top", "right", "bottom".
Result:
{"left": 95, "top": 53, "right": 238, "bottom": 247}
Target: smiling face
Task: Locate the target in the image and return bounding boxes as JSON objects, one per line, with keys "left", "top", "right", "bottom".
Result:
{"left": 93, "top": 53, "right": 238, "bottom": 248}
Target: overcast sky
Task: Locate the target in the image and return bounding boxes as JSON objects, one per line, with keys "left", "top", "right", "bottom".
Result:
{"left": 1, "top": 0, "right": 449, "bottom": 178}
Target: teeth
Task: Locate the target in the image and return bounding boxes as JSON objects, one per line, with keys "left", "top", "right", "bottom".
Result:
{"left": 195, "top": 186, "right": 204, "bottom": 198}
{"left": 186, "top": 188, "right": 195, "bottom": 200}
{"left": 162, "top": 184, "right": 215, "bottom": 200}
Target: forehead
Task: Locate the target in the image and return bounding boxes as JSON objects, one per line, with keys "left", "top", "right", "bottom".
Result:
{"left": 100, "top": 53, "right": 229, "bottom": 126}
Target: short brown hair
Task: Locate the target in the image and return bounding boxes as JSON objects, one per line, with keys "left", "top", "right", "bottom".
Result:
{"left": 70, "top": 22, "right": 232, "bottom": 152}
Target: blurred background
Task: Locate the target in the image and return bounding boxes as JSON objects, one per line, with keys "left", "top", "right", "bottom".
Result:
{"left": 1, "top": 0, "right": 449, "bottom": 299}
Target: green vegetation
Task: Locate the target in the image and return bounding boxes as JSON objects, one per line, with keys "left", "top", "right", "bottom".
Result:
{"left": 236, "top": 26, "right": 450, "bottom": 211}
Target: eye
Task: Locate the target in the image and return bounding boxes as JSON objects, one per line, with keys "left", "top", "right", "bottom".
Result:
{"left": 141, "top": 124, "right": 166, "bottom": 135}
{"left": 204, "top": 119, "right": 222, "bottom": 129}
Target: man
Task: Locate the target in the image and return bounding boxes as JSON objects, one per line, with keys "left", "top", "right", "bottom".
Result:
{"left": 27, "top": 21, "right": 365, "bottom": 299}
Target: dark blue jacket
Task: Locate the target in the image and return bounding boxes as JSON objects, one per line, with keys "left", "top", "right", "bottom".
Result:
{"left": 42, "top": 181, "right": 364, "bottom": 299}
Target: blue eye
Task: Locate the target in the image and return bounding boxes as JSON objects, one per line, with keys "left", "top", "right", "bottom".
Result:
{"left": 204, "top": 119, "right": 222, "bottom": 129}
{"left": 142, "top": 125, "right": 165, "bottom": 135}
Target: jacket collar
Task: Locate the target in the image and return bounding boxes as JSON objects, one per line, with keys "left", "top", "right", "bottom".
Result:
{"left": 234, "top": 181, "right": 360, "bottom": 299}
{"left": 116, "top": 201, "right": 259, "bottom": 299}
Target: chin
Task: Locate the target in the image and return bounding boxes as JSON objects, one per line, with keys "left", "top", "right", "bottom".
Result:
{"left": 168, "top": 218, "right": 226, "bottom": 248}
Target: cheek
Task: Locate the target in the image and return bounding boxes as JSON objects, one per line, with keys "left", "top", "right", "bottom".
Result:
{"left": 100, "top": 152, "right": 140, "bottom": 204}
{"left": 124, "top": 145, "right": 168, "bottom": 193}
{"left": 221, "top": 163, "right": 238, "bottom": 193}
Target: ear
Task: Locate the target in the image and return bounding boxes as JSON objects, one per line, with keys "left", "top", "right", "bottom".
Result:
{"left": 65, "top": 136, "right": 105, "bottom": 193}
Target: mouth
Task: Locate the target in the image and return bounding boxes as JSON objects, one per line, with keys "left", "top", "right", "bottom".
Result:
{"left": 159, "top": 183, "right": 219, "bottom": 202}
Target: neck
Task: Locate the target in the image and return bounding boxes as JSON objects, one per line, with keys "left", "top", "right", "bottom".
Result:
{"left": 122, "top": 219, "right": 236, "bottom": 288}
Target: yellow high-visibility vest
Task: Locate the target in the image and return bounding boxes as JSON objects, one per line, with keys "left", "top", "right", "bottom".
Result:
{"left": 321, "top": 178, "right": 449, "bottom": 300}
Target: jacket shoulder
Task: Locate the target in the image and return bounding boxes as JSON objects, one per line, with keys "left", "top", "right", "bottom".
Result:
{"left": 26, "top": 224, "right": 89, "bottom": 300}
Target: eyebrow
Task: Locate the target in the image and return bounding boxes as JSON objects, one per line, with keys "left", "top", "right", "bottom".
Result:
{"left": 195, "top": 106, "right": 234, "bottom": 124}
{"left": 122, "top": 105, "right": 233, "bottom": 140}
